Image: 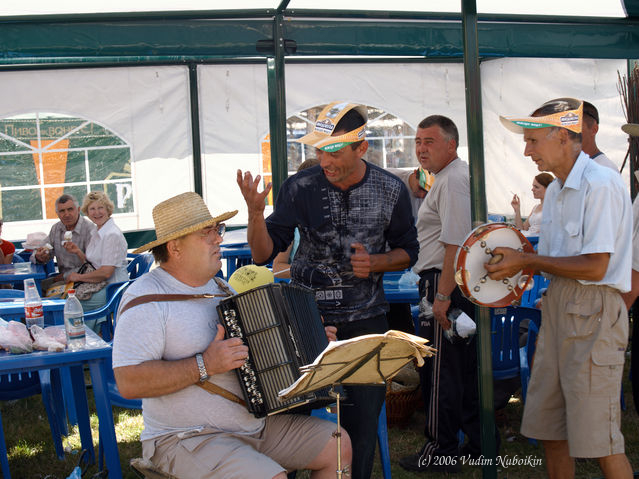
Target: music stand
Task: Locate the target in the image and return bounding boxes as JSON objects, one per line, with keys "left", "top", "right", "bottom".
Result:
{"left": 279, "top": 330, "right": 436, "bottom": 478}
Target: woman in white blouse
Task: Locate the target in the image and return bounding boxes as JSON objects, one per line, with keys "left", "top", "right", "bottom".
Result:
{"left": 66, "top": 190, "right": 128, "bottom": 330}
{"left": 511, "top": 172, "right": 554, "bottom": 237}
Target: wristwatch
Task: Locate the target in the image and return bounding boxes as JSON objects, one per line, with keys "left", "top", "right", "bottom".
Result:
{"left": 195, "top": 353, "right": 209, "bottom": 382}
{"left": 435, "top": 292, "right": 451, "bottom": 302}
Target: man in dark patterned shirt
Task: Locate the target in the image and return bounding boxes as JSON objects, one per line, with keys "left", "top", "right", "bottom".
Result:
{"left": 237, "top": 101, "right": 418, "bottom": 479}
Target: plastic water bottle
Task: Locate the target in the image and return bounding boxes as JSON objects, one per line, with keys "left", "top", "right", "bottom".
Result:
{"left": 23, "top": 278, "right": 44, "bottom": 329}
{"left": 64, "top": 290, "right": 86, "bottom": 350}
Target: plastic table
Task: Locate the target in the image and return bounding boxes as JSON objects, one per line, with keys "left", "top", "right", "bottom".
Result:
{"left": 0, "top": 327, "right": 121, "bottom": 479}
{"left": 383, "top": 271, "right": 420, "bottom": 304}
{"left": 0, "top": 263, "right": 46, "bottom": 294}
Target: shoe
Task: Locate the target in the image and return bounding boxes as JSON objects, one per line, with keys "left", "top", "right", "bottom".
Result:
{"left": 399, "top": 452, "right": 462, "bottom": 473}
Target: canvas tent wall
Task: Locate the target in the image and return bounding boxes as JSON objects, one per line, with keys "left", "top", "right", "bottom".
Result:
{"left": 0, "top": 58, "right": 631, "bottom": 240}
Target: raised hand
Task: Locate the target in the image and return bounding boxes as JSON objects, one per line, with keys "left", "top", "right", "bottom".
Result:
{"left": 236, "top": 170, "right": 272, "bottom": 216}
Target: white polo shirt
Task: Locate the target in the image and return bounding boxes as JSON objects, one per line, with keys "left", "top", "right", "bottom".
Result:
{"left": 538, "top": 152, "right": 632, "bottom": 292}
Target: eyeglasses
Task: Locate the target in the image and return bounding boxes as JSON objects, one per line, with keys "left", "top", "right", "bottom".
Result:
{"left": 199, "top": 223, "right": 226, "bottom": 240}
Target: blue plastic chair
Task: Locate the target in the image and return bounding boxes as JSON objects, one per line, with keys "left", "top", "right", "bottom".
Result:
{"left": 515, "top": 307, "right": 542, "bottom": 402}
{"left": 83, "top": 281, "right": 131, "bottom": 342}
{"left": 127, "top": 253, "right": 154, "bottom": 280}
{"left": 0, "top": 369, "right": 67, "bottom": 464}
{"left": 491, "top": 307, "right": 523, "bottom": 381}
{"left": 519, "top": 274, "right": 550, "bottom": 309}
{"left": 311, "top": 402, "right": 391, "bottom": 479}
{"left": 84, "top": 281, "right": 141, "bottom": 410}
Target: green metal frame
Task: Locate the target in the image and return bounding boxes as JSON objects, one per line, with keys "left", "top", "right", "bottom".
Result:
{"left": 2, "top": 7, "right": 638, "bottom": 476}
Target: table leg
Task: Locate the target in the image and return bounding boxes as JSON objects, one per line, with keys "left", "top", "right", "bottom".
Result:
{"left": 67, "top": 364, "right": 95, "bottom": 464}
{"left": 88, "top": 359, "right": 122, "bottom": 479}
{"left": 60, "top": 367, "right": 79, "bottom": 426}
{"left": 0, "top": 409, "right": 11, "bottom": 479}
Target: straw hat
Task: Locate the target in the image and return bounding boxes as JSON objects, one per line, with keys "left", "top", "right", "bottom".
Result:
{"left": 133, "top": 192, "right": 237, "bottom": 253}
{"left": 622, "top": 123, "right": 639, "bottom": 137}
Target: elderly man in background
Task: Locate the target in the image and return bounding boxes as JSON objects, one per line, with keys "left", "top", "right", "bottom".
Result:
{"left": 488, "top": 98, "right": 632, "bottom": 478}
{"left": 31, "top": 193, "right": 95, "bottom": 289}
{"left": 581, "top": 101, "right": 618, "bottom": 172}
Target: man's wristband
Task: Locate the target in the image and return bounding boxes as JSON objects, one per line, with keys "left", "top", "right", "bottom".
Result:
{"left": 435, "top": 292, "right": 451, "bottom": 302}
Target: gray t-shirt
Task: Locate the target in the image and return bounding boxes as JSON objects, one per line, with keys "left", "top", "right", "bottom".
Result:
{"left": 112, "top": 267, "right": 263, "bottom": 441}
{"left": 413, "top": 158, "right": 472, "bottom": 273}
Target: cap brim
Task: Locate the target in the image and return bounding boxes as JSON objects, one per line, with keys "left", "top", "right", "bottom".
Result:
{"left": 499, "top": 116, "right": 524, "bottom": 134}
{"left": 132, "top": 210, "right": 238, "bottom": 254}
{"left": 622, "top": 123, "right": 639, "bottom": 137}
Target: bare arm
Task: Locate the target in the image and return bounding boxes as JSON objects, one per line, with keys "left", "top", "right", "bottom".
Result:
{"left": 484, "top": 247, "right": 610, "bottom": 282}
{"left": 273, "top": 243, "right": 293, "bottom": 279}
{"left": 63, "top": 241, "right": 87, "bottom": 263}
{"left": 511, "top": 195, "right": 527, "bottom": 230}
{"left": 67, "top": 265, "right": 115, "bottom": 283}
{"left": 236, "top": 170, "right": 274, "bottom": 263}
{"left": 621, "top": 268, "right": 639, "bottom": 310}
{"left": 114, "top": 325, "right": 248, "bottom": 399}
{"left": 350, "top": 243, "right": 411, "bottom": 278}
{"left": 431, "top": 243, "right": 458, "bottom": 330}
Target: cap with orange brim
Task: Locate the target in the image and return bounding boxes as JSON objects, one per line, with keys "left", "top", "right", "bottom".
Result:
{"left": 297, "top": 101, "right": 368, "bottom": 152}
{"left": 500, "top": 101, "right": 583, "bottom": 134}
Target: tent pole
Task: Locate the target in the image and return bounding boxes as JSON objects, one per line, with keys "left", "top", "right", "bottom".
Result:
{"left": 461, "top": 1, "right": 497, "bottom": 477}
{"left": 188, "top": 63, "right": 203, "bottom": 196}
{"left": 266, "top": 13, "right": 288, "bottom": 200}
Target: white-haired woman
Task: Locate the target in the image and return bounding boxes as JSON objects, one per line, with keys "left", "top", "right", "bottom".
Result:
{"left": 66, "top": 191, "right": 128, "bottom": 331}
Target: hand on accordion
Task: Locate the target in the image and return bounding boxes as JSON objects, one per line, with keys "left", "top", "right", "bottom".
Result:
{"left": 205, "top": 325, "right": 249, "bottom": 375}
{"left": 324, "top": 325, "right": 337, "bottom": 342}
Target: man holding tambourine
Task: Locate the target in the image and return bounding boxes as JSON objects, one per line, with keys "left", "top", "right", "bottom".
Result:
{"left": 485, "top": 98, "right": 633, "bottom": 478}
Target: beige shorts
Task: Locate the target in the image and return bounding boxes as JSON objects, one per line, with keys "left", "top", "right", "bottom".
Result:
{"left": 142, "top": 414, "right": 336, "bottom": 479}
{"left": 521, "top": 276, "right": 628, "bottom": 458}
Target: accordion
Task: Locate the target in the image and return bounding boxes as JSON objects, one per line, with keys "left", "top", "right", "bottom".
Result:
{"left": 217, "top": 282, "right": 331, "bottom": 417}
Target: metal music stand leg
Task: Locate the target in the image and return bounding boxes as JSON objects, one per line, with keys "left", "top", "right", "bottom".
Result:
{"left": 330, "top": 387, "right": 348, "bottom": 479}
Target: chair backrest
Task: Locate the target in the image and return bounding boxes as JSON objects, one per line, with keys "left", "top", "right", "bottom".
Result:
{"left": 491, "top": 306, "right": 522, "bottom": 380}
{"left": 127, "top": 253, "right": 154, "bottom": 279}
{"left": 0, "top": 372, "right": 41, "bottom": 401}
{"left": 519, "top": 274, "right": 550, "bottom": 309}
{"left": 84, "top": 281, "right": 132, "bottom": 341}
{"left": 11, "top": 254, "right": 25, "bottom": 263}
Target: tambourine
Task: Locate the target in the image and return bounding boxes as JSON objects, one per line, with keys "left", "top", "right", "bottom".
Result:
{"left": 454, "top": 223, "right": 535, "bottom": 307}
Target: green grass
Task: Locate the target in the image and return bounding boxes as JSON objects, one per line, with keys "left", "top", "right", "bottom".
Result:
{"left": 1, "top": 365, "right": 637, "bottom": 478}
